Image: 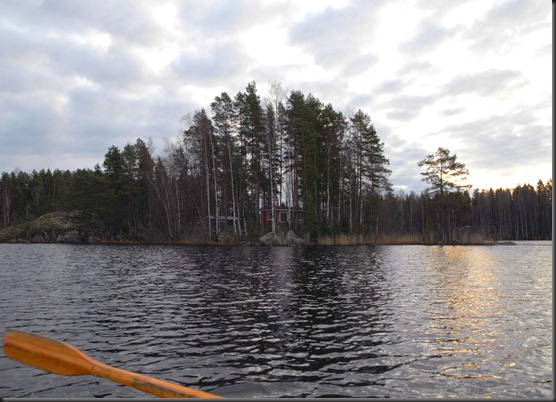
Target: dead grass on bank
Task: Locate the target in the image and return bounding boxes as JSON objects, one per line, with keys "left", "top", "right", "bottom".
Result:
{"left": 316, "top": 232, "right": 490, "bottom": 245}
{"left": 316, "top": 233, "right": 424, "bottom": 245}
{"left": 375, "top": 233, "right": 426, "bottom": 245}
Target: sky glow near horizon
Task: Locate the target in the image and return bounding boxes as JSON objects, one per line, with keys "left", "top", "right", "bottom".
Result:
{"left": 0, "top": 0, "right": 552, "bottom": 193}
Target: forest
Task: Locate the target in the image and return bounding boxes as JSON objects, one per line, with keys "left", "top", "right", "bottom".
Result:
{"left": 0, "top": 82, "right": 552, "bottom": 244}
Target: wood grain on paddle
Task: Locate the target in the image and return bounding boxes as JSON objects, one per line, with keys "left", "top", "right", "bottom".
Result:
{"left": 3, "top": 328, "right": 221, "bottom": 398}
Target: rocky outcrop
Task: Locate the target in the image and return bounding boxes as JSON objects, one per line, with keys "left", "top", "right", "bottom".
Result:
{"left": 0, "top": 211, "right": 120, "bottom": 244}
{"left": 0, "top": 211, "right": 84, "bottom": 243}
{"left": 259, "top": 229, "right": 305, "bottom": 246}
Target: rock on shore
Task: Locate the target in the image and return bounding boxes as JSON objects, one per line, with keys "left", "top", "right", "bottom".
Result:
{"left": 0, "top": 211, "right": 83, "bottom": 243}
{"left": 0, "top": 211, "right": 118, "bottom": 243}
{"left": 259, "top": 229, "right": 305, "bottom": 246}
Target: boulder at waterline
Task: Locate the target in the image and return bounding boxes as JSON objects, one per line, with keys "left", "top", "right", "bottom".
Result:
{"left": 259, "top": 231, "right": 283, "bottom": 246}
{"left": 285, "top": 230, "right": 305, "bottom": 246}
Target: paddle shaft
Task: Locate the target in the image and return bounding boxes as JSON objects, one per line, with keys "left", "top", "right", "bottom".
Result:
{"left": 91, "top": 361, "right": 220, "bottom": 398}
{"left": 3, "top": 328, "right": 221, "bottom": 398}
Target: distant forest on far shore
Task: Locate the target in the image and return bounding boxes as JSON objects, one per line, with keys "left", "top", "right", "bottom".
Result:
{"left": 0, "top": 82, "right": 552, "bottom": 244}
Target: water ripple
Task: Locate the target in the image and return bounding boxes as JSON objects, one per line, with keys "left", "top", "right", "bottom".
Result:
{"left": 0, "top": 243, "right": 552, "bottom": 398}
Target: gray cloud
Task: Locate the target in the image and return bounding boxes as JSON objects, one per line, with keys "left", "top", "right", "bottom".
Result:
{"left": 380, "top": 94, "right": 438, "bottom": 122}
{"left": 8, "top": 0, "right": 164, "bottom": 46}
{"left": 398, "top": 18, "right": 458, "bottom": 55}
{"left": 0, "top": 59, "right": 64, "bottom": 94}
{"left": 66, "top": 85, "right": 192, "bottom": 145}
{"left": 382, "top": 141, "right": 431, "bottom": 192}
{"left": 51, "top": 43, "right": 149, "bottom": 90}
{"left": 396, "top": 60, "right": 440, "bottom": 78}
{"left": 171, "top": 42, "right": 250, "bottom": 85}
{"left": 0, "top": 95, "right": 61, "bottom": 150}
{"left": 434, "top": 104, "right": 551, "bottom": 172}
{"left": 373, "top": 79, "right": 406, "bottom": 94}
{"left": 440, "top": 107, "right": 466, "bottom": 117}
{"left": 414, "top": 0, "right": 477, "bottom": 17}
{"left": 386, "top": 109, "right": 420, "bottom": 122}
{"left": 343, "top": 53, "right": 379, "bottom": 76}
{"left": 288, "top": 1, "right": 388, "bottom": 69}
{"left": 176, "top": 0, "right": 286, "bottom": 38}
{"left": 464, "top": 0, "right": 551, "bottom": 55}
{"left": 444, "top": 69, "right": 527, "bottom": 97}
{"left": 1, "top": 5, "right": 151, "bottom": 93}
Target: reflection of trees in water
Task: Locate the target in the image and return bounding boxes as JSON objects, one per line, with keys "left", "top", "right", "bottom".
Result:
{"left": 185, "top": 245, "right": 398, "bottom": 381}
{"left": 279, "top": 246, "right": 395, "bottom": 373}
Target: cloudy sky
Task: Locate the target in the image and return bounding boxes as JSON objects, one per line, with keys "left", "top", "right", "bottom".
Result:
{"left": 0, "top": 0, "right": 551, "bottom": 192}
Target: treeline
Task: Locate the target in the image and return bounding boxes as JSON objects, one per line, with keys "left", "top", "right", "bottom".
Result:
{"left": 0, "top": 82, "right": 552, "bottom": 243}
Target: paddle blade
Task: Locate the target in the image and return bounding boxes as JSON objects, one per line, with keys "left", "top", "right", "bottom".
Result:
{"left": 3, "top": 328, "right": 93, "bottom": 376}
{"left": 3, "top": 328, "right": 222, "bottom": 398}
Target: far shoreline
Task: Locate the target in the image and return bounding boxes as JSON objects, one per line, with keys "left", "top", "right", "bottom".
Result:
{"left": 0, "top": 239, "right": 530, "bottom": 246}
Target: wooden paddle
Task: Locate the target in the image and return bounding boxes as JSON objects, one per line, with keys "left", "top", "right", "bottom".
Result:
{"left": 3, "top": 328, "right": 221, "bottom": 398}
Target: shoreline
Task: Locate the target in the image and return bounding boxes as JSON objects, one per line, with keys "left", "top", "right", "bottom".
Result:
{"left": 0, "top": 239, "right": 529, "bottom": 246}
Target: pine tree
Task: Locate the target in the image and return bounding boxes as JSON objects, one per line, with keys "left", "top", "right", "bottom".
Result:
{"left": 418, "top": 147, "right": 471, "bottom": 196}
{"left": 350, "top": 109, "right": 392, "bottom": 234}
{"left": 235, "top": 81, "right": 265, "bottom": 231}
{"left": 418, "top": 147, "right": 471, "bottom": 242}
{"left": 103, "top": 145, "right": 125, "bottom": 232}
{"left": 211, "top": 92, "right": 241, "bottom": 237}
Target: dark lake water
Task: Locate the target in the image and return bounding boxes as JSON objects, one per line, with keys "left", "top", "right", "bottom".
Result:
{"left": 0, "top": 242, "right": 552, "bottom": 398}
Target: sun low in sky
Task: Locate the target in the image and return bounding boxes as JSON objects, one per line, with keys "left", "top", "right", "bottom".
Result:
{"left": 0, "top": 0, "right": 551, "bottom": 192}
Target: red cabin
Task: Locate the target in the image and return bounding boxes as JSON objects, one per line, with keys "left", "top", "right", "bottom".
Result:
{"left": 259, "top": 205, "right": 303, "bottom": 226}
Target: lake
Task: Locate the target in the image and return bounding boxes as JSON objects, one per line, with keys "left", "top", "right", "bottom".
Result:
{"left": 0, "top": 242, "right": 552, "bottom": 398}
